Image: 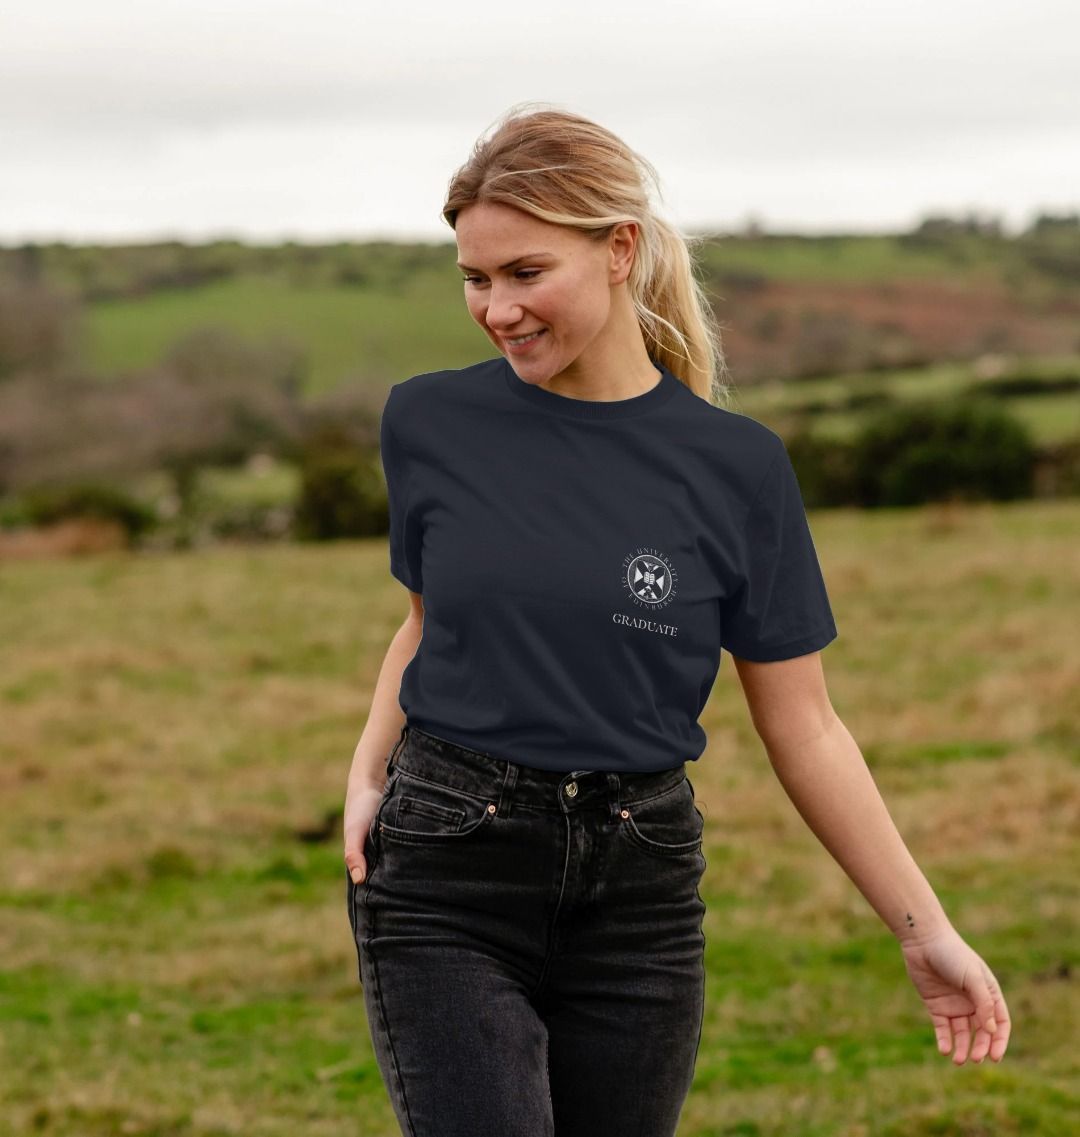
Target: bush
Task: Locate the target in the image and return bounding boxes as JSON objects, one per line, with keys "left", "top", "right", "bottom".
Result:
{"left": 0, "top": 344, "right": 305, "bottom": 495}
{"left": 967, "top": 373, "right": 1080, "bottom": 397}
{"left": 843, "top": 389, "right": 894, "bottom": 412}
{"left": 293, "top": 436, "right": 387, "bottom": 540}
{"left": 785, "top": 430, "right": 858, "bottom": 509}
{"left": 1033, "top": 438, "right": 1080, "bottom": 498}
{"left": 18, "top": 481, "right": 156, "bottom": 539}
{"left": 0, "top": 279, "right": 83, "bottom": 379}
{"left": 851, "top": 397, "right": 1036, "bottom": 507}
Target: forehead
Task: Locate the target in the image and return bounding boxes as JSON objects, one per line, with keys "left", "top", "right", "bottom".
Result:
{"left": 455, "top": 201, "right": 580, "bottom": 266}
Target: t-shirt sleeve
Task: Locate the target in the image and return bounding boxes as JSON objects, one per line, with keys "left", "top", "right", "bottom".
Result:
{"left": 719, "top": 437, "right": 837, "bottom": 662}
{"left": 379, "top": 386, "right": 424, "bottom": 593}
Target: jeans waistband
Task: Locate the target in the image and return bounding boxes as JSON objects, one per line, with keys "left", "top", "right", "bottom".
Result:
{"left": 386, "top": 723, "right": 688, "bottom": 815}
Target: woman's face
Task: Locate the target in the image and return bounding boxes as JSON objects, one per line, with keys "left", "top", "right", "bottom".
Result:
{"left": 455, "top": 201, "right": 622, "bottom": 385}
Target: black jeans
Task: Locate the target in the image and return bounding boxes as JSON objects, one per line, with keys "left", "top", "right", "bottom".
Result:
{"left": 345, "top": 724, "right": 707, "bottom": 1137}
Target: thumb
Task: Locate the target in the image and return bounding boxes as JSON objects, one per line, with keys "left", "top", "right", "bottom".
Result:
{"left": 344, "top": 849, "right": 367, "bottom": 885}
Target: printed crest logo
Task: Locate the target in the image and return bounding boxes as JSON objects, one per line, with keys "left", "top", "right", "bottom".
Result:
{"left": 621, "top": 546, "right": 678, "bottom": 609}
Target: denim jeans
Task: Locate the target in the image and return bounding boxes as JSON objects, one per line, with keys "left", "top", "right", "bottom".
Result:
{"left": 345, "top": 724, "right": 707, "bottom": 1137}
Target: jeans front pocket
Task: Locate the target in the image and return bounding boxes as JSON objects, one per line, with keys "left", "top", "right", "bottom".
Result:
{"left": 377, "top": 770, "right": 497, "bottom": 845}
{"left": 620, "top": 776, "right": 703, "bottom": 858}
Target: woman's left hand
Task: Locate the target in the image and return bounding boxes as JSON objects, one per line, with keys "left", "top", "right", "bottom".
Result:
{"left": 899, "top": 927, "right": 1012, "bottom": 1064}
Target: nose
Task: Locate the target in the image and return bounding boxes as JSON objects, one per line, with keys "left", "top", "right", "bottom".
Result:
{"left": 483, "top": 283, "right": 524, "bottom": 332}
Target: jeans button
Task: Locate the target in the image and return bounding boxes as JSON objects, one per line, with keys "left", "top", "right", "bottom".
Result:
{"left": 565, "top": 781, "right": 578, "bottom": 798}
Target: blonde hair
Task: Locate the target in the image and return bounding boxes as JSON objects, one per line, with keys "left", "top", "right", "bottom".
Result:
{"left": 442, "top": 101, "right": 734, "bottom": 409}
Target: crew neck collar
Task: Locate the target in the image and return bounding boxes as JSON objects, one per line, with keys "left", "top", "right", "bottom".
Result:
{"left": 502, "top": 357, "right": 680, "bottom": 420}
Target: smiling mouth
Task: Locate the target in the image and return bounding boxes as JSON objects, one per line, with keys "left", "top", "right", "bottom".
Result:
{"left": 504, "top": 330, "right": 546, "bottom": 346}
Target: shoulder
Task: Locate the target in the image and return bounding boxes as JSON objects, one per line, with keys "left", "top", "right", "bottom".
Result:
{"left": 383, "top": 357, "right": 500, "bottom": 424}
{"left": 666, "top": 384, "right": 786, "bottom": 497}
{"left": 668, "top": 379, "right": 782, "bottom": 451}
{"left": 705, "top": 402, "right": 783, "bottom": 456}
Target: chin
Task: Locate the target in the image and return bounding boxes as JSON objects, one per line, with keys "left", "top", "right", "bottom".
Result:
{"left": 507, "top": 364, "right": 553, "bottom": 386}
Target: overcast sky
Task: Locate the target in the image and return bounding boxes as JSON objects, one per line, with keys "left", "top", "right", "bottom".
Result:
{"left": 3, "top": 0, "right": 1078, "bottom": 243}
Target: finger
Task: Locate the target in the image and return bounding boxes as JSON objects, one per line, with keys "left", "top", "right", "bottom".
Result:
{"left": 951, "top": 1016, "right": 973, "bottom": 1065}
{"left": 989, "top": 1022, "right": 1010, "bottom": 1062}
{"left": 969, "top": 1023, "right": 992, "bottom": 1064}
{"left": 931, "top": 1013, "right": 953, "bottom": 1057}
{"left": 966, "top": 965, "right": 999, "bottom": 1034}
{"left": 973, "top": 966, "right": 1012, "bottom": 1063}
{"left": 988, "top": 991, "right": 1012, "bottom": 1062}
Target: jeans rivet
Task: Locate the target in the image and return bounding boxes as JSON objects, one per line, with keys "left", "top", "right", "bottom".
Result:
{"left": 487, "top": 803, "right": 496, "bottom": 813}
{"left": 565, "top": 781, "right": 578, "bottom": 797}
{"left": 620, "top": 809, "right": 629, "bottom": 819}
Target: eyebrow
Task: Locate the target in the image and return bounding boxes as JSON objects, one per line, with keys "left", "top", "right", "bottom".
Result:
{"left": 456, "top": 252, "right": 551, "bottom": 272}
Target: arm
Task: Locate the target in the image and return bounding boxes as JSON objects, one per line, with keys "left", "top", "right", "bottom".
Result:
{"left": 732, "top": 649, "right": 1011, "bottom": 1065}
{"left": 343, "top": 588, "right": 424, "bottom": 883}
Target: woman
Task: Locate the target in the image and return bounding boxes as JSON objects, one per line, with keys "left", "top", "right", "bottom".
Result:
{"left": 343, "top": 104, "right": 1011, "bottom": 1137}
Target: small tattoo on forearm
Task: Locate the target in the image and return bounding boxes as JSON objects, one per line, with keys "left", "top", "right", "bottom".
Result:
{"left": 906, "top": 913, "right": 915, "bottom": 928}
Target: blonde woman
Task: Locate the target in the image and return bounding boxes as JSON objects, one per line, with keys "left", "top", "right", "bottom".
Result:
{"left": 343, "top": 103, "right": 1011, "bottom": 1136}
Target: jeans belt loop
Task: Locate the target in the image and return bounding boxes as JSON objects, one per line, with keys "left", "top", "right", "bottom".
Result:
{"left": 606, "top": 772, "right": 622, "bottom": 822}
{"left": 498, "top": 759, "right": 518, "bottom": 819}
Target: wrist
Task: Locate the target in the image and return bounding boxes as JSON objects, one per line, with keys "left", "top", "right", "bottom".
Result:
{"left": 347, "top": 772, "right": 388, "bottom": 798}
{"left": 895, "top": 909, "right": 954, "bottom": 947}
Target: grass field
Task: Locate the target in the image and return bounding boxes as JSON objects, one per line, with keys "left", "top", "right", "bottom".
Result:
{"left": 84, "top": 272, "right": 494, "bottom": 395}
{"left": 76, "top": 233, "right": 987, "bottom": 389}
{"left": 75, "top": 231, "right": 1079, "bottom": 402}
{"left": 1, "top": 499, "right": 1077, "bottom": 1135}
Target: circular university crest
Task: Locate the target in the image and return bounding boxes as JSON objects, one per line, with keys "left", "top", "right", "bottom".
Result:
{"left": 621, "top": 547, "right": 678, "bottom": 609}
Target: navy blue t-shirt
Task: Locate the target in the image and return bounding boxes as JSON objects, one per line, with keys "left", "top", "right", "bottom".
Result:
{"left": 379, "top": 355, "right": 837, "bottom": 774}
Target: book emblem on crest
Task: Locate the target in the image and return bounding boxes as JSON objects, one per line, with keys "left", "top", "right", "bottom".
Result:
{"left": 621, "top": 548, "right": 678, "bottom": 609}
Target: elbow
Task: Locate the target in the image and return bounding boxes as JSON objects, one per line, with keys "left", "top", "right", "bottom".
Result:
{"left": 757, "top": 704, "right": 844, "bottom": 765}
{"left": 734, "top": 650, "right": 839, "bottom": 761}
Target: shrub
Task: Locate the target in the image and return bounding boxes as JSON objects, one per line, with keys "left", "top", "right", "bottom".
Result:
{"left": 18, "top": 481, "right": 156, "bottom": 539}
{"left": 293, "top": 437, "right": 387, "bottom": 540}
{"left": 785, "top": 430, "right": 858, "bottom": 509}
{"left": 0, "top": 351, "right": 305, "bottom": 495}
{"left": 851, "top": 397, "right": 1036, "bottom": 507}
{"left": 843, "top": 390, "right": 894, "bottom": 412}
{"left": 0, "top": 279, "right": 83, "bottom": 379}
{"left": 1033, "top": 438, "right": 1080, "bottom": 498}
{"left": 968, "top": 373, "right": 1080, "bottom": 397}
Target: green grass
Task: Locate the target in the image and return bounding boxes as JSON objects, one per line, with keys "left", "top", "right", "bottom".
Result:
{"left": 84, "top": 270, "right": 492, "bottom": 395}
{"left": 1, "top": 501, "right": 1078, "bottom": 1134}
{"left": 76, "top": 233, "right": 1080, "bottom": 407}
{"left": 695, "top": 233, "right": 1006, "bottom": 285}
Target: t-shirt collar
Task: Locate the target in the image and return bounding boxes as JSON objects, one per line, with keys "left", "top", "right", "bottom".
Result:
{"left": 502, "top": 357, "right": 680, "bottom": 420}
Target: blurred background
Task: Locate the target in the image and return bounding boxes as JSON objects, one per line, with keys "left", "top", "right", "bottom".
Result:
{"left": 1, "top": 3, "right": 1077, "bottom": 1135}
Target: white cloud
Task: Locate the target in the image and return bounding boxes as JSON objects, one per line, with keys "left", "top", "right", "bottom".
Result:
{"left": 2, "top": 0, "right": 1077, "bottom": 239}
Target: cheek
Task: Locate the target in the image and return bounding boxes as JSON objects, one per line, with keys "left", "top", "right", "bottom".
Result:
{"left": 554, "top": 274, "right": 606, "bottom": 328}
{"left": 464, "top": 294, "right": 487, "bottom": 325}
{"left": 530, "top": 284, "right": 577, "bottom": 332}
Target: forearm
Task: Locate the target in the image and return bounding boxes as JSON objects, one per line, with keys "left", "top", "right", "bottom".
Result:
{"left": 764, "top": 713, "right": 952, "bottom": 943}
{"left": 346, "top": 616, "right": 422, "bottom": 794}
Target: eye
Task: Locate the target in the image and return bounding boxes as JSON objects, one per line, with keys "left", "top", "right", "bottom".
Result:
{"left": 460, "top": 270, "right": 542, "bottom": 285}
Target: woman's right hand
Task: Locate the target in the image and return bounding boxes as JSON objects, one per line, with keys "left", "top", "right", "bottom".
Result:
{"left": 899, "top": 927, "right": 1012, "bottom": 1064}
{"left": 344, "top": 782, "right": 386, "bottom": 884}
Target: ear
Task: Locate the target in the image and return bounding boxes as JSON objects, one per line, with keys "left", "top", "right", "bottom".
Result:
{"left": 608, "top": 221, "right": 639, "bottom": 285}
